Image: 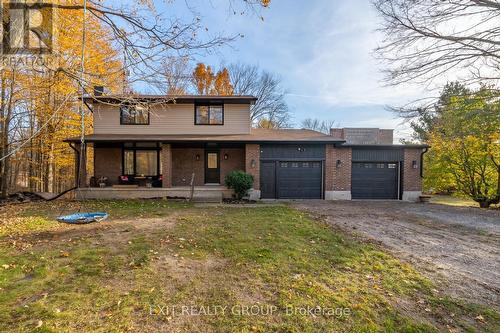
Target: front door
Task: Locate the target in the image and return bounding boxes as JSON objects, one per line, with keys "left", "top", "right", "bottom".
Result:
{"left": 205, "top": 150, "right": 220, "bottom": 184}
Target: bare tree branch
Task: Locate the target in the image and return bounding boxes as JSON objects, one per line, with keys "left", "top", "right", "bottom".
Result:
{"left": 373, "top": 0, "right": 500, "bottom": 86}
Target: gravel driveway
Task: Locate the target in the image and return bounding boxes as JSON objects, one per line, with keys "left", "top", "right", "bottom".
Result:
{"left": 292, "top": 201, "right": 500, "bottom": 308}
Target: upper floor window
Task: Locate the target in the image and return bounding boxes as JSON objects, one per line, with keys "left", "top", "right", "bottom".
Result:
{"left": 195, "top": 104, "right": 223, "bottom": 125}
{"left": 120, "top": 104, "right": 149, "bottom": 125}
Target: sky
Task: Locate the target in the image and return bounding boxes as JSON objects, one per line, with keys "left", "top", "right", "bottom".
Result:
{"left": 143, "top": 0, "right": 432, "bottom": 141}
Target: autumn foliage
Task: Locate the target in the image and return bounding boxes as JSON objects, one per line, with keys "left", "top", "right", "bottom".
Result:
{"left": 192, "top": 63, "right": 233, "bottom": 95}
{"left": 0, "top": 0, "right": 124, "bottom": 196}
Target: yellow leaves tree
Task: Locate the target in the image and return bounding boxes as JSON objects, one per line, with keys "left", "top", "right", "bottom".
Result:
{"left": 424, "top": 86, "right": 500, "bottom": 208}
{"left": 192, "top": 63, "right": 233, "bottom": 95}
{"left": 9, "top": 0, "right": 125, "bottom": 193}
{"left": 213, "top": 68, "right": 233, "bottom": 95}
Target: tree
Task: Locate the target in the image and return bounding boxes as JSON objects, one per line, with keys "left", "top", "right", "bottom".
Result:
{"left": 214, "top": 68, "right": 234, "bottom": 95}
{"left": 256, "top": 118, "right": 280, "bottom": 129}
{"left": 192, "top": 63, "right": 233, "bottom": 95}
{"left": 301, "top": 118, "right": 337, "bottom": 134}
{"left": 0, "top": 1, "right": 124, "bottom": 196}
{"left": 160, "top": 57, "right": 191, "bottom": 95}
{"left": 228, "top": 63, "right": 290, "bottom": 127}
{"left": 424, "top": 85, "right": 499, "bottom": 208}
{"left": 372, "top": 0, "right": 500, "bottom": 86}
{"left": 410, "top": 82, "right": 471, "bottom": 142}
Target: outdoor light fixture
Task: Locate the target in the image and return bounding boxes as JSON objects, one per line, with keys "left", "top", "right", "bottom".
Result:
{"left": 251, "top": 159, "right": 256, "bottom": 168}
{"left": 224, "top": 153, "right": 229, "bottom": 160}
{"left": 412, "top": 160, "right": 418, "bottom": 169}
{"left": 195, "top": 154, "right": 200, "bottom": 161}
{"left": 336, "top": 159, "right": 342, "bottom": 168}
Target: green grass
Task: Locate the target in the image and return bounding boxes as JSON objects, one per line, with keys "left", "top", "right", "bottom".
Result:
{"left": 0, "top": 200, "right": 497, "bottom": 332}
{"left": 430, "top": 195, "right": 499, "bottom": 208}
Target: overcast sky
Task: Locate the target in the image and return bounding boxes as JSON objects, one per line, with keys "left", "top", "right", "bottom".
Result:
{"left": 145, "top": 0, "right": 432, "bottom": 141}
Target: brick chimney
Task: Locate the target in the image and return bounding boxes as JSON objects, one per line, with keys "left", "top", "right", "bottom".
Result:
{"left": 330, "top": 128, "right": 394, "bottom": 144}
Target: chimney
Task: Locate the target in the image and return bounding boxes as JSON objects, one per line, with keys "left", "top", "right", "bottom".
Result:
{"left": 93, "top": 86, "right": 105, "bottom": 96}
{"left": 329, "top": 128, "right": 394, "bottom": 144}
{"left": 378, "top": 129, "right": 394, "bottom": 144}
{"left": 330, "top": 128, "right": 344, "bottom": 139}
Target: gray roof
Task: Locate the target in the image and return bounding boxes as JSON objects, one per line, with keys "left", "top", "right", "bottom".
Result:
{"left": 64, "top": 128, "right": 345, "bottom": 144}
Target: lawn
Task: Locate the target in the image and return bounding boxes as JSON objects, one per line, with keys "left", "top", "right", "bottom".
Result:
{"left": 430, "top": 195, "right": 499, "bottom": 209}
{"left": 0, "top": 200, "right": 497, "bottom": 332}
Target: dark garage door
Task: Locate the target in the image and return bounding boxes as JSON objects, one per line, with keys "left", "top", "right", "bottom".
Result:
{"left": 352, "top": 162, "right": 399, "bottom": 199}
{"left": 261, "top": 161, "right": 322, "bottom": 199}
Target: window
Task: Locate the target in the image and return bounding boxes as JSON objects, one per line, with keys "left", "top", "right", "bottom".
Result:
{"left": 388, "top": 163, "right": 397, "bottom": 169}
{"left": 376, "top": 163, "right": 385, "bottom": 168}
{"left": 124, "top": 150, "right": 134, "bottom": 174}
{"left": 136, "top": 151, "right": 158, "bottom": 176}
{"left": 207, "top": 153, "right": 218, "bottom": 169}
{"left": 120, "top": 104, "right": 149, "bottom": 125}
{"left": 280, "top": 162, "right": 288, "bottom": 168}
{"left": 195, "top": 104, "right": 223, "bottom": 125}
{"left": 123, "top": 144, "right": 160, "bottom": 176}
{"left": 302, "top": 162, "right": 310, "bottom": 168}
{"left": 291, "top": 162, "right": 299, "bottom": 168}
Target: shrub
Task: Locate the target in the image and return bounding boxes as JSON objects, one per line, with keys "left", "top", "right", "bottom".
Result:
{"left": 224, "top": 170, "right": 254, "bottom": 200}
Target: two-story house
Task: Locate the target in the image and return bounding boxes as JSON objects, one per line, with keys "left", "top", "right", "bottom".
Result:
{"left": 65, "top": 94, "right": 427, "bottom": 201}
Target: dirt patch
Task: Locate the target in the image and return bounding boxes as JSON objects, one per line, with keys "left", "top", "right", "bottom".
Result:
{"left": 1, "top": 215, "right": 179, "bottom": 254}
{"left": 292, "top": 200, "right": 500, "bottom": 309}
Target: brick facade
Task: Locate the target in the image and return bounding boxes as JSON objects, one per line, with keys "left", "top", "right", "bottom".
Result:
{"left": 94, "top": 147, "right": 122, "bottom": 185}
{"left": 378, "top": 130, "right": 394, "bottom": 144}
{"left": 334, "top": 147, "right": 352, "bottom": 191}
{"left": 325, "top": 145, "right": 335, "bottom": 191}
{"left": 171, "top": 148, "right": 205, "bottom": 186}
{"left": 325, "top": 145, "right": 352, "bottom": 191}
{"left": 170, "top": 147, "right": 245, "bottom": 186}
{"left": 403, "top": 148, "right": 422, "bottom": 191}
{"left": 161, "top": 143, "right": 172, "bottom": 188}
{"left": 245, "top": 144, "right": 260, "bottom": 190}
{"left": 330, "top": 128, "right": 393, "bottom": 145}
{"left": 220, "top": 148, "right": 246, "bottom": 184}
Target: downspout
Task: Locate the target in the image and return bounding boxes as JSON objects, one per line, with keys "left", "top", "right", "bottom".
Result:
{"left": 420, "top": 148, "right": 428, "bottom": 178}
{"left": 69, "top": 142, "right": 80, "bottom": 187}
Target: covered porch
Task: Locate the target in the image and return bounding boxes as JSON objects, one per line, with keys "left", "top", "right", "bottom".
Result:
{"left": 70, "top": 140, "right": 261, "bottom": 200}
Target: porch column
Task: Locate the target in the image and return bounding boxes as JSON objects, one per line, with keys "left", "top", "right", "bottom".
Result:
{"left": 245, "top": 144, "right": 260, "bottom": 199}
{"left": 161, "top": 143, "right": 172, "bottom": 188}
{"left": 74, "top": 143, "right": 87, "bottom": 188}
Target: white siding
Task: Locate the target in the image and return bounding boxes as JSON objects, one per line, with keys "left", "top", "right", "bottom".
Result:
{"left": 93, "top": 103, "right": 251, "bottom": 135}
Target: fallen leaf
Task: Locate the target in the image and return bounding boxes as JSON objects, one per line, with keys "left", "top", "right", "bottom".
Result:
{"left": 475, "top": 315, "right": 485, "bottom": 322}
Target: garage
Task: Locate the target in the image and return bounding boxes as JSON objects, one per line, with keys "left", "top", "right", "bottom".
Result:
{"left": 350, "top": 148, "right": 404, "bottom": 200}
{"left": 351, "top": 162, "right": 399, "bottom": 199}
{"left": 261, "top": 161, "right": 322, "bottom": 199}
{"left": 260, "top": 144, "right": 325, "bottom": 199}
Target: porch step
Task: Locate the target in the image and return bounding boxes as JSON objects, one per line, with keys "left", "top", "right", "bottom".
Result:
{"left": 191, "top": 192, "right": 223, "bottom": 203}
